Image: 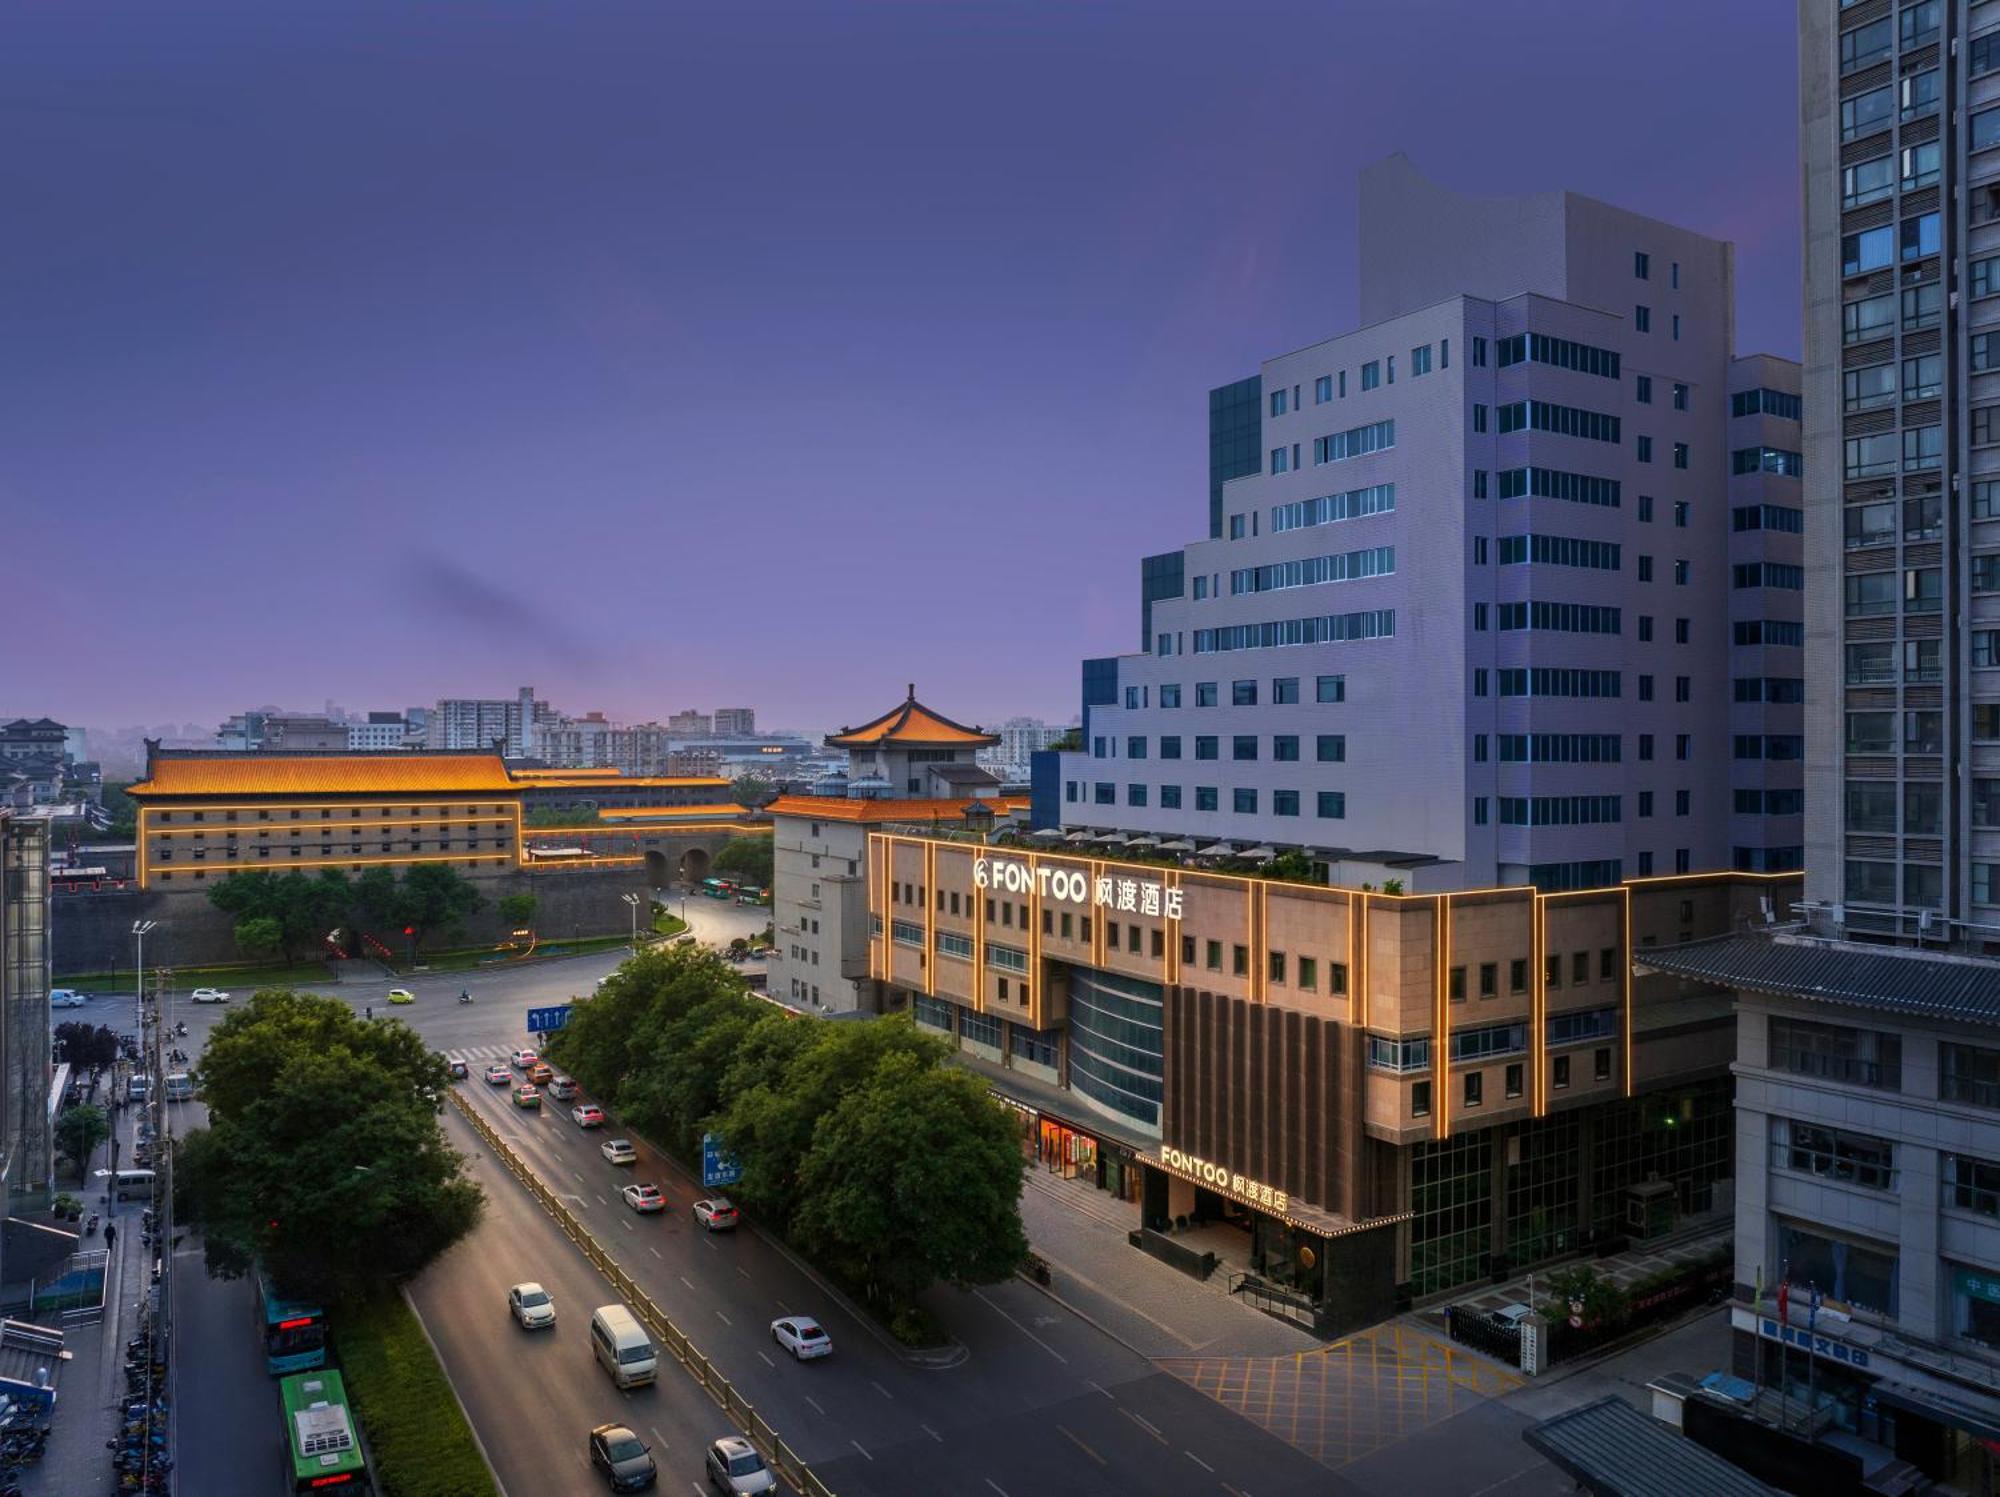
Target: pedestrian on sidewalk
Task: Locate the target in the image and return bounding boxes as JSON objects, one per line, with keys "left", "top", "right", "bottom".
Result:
{"left": 104, "top": 1223, "right": 117, "bottom": 1255}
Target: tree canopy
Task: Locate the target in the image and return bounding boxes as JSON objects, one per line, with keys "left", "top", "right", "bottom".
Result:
{"left": 548, "top": 947, "right": 1026, "bottom": 1321}
{"left": 55, "top": 1104, "right": 109, "bottom": 1184}
{"left": 177, "top": 991, "right": 481, "bottom": 1301}
{"left": 711, "top": 836, "right": 773, "bottom": 888}
{"left": 209, "top": 864, "right": 484, "bottom": 957}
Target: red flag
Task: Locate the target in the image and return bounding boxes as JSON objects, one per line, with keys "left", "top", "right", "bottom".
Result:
{"left": 1777, "top": 1275, "right": 1789, "bottom": 1325}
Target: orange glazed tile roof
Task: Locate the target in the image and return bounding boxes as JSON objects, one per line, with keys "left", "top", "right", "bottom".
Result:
{"left": 511, "top": 766, "right": 621, "bottom": 778}
{"left": 128, "top": 752, "right": 518, "bottom": 798}
{"left": 825, "top": 685, "right": 998, "bottom": 749}
{"left": 532, "top": 774, "right": 730, "bottom": 790}
{"left": 764, "top": 794, "right": 1028, "bottom": 824}
{"left": 595, "top": 803, "right": 756, "bottom": 822}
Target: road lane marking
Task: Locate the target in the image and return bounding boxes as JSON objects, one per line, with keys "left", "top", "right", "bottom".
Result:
{"left": 620, "top": 1218, "right": 633, "bottom": 1231}
{"left": 803, "top": 1396, "right": 826, "bottom": 1416}
{"left": 1186, "top": 1451, "right": 1214, "bottom": 1473}
{"left": 870, "top": 1379, "right": 892, "bottom": 1401}
{"left": 758, "top": 1350, "right": 775, "bottom": 1367}
{"left": 1057, "top": 1425, "right": 1105, "bottom": 1466}
{"left": 920, "top": 1422, "right": 943, "bottom": 1443}
{"left": 1221, "top": 1486, "right": 1253, "bottom": 1497}
{"left": 1088, "top": 1379, "right": 1114, "bottom": 1400}
{"left": 716, "top": 1310, "right": 732, "bottom": 1326}
{"left": 1120, "top": 1408, "right": 1166, "bottom": 1444}
{"left": 736, "top": 1266, "right": 750, "bottom": 1279}
{"left": 596, "top": 1194, "right": 609, "bottom": 1206}
{"left": 972, "top": 1288, "right": 1068, "bottom": 1364}
{"left": 680, "top": 1275, "right": 697, "bottom": 1291}
{"left": 650, "top": 1426, "right": 668, "bottom": 1451}
{"left": 649, "top": 1247, "right": 663, "bottom": 1259}
{"left": 985, "top": 1483, "right": 1009, "bottom": 1497}
{"left": 850, "top": 1440, "right": 872, "bottom": 1462}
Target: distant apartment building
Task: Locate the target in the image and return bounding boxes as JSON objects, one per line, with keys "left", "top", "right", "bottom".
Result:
{"left": 541, "top": 717, "right": 675, "bottom": 777}
{"left": 1802, "top": 1, "right": 2000, "bottom": 946}
{"left": 666, "top": 710, "right": 712, "bottom": 738}
{"left": 1058, "top": 156, "right": 1804, "bottom": 892}
{"left": 346, "top": 713, "right": 414, "bottom": 752}
{"left": 713, "top": 708, "right": 756, "bottom": 737}
{"left": 979, "top": 716, "right": 1074, "bottom": 781}
{"left": 0, "top": 720, "right": 68, "bottom": 764}
{"left": 427, "top": 687, "right": 559, "bottom": 758}
{"left": 261, "top": 716, "right": 349, "bottom": 752}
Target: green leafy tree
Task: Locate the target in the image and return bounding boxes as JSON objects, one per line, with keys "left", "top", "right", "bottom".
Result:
{"left": 100, "top": 781, "right": 139, "bottom": 840}
{"left": 233, "top": 915, "right": 285, "bottom": 961}
{"left": 729, "top": 776, "right": 778, "bottom": 810}
{"left": 1539, "top": 1264, "right": 1630, "bottom": 1329}
{"left": 497, "top": 893, "right": 538, "bottom": 928}
{"left": 711, "top": 837, "right": 773, "bottom": 887}
{"left": 393, "top": 864, "right": 483, "bottom": 951}
{"left": 177, "top": 991, "right": 481, "bottom": 1301}
{"left": 348, "top": 866, "right": 402, "bottom": 938}
{"left": 53, "top": 1022, "right": 121, "bottom": 1069}
{"left": 792, "top": 1050, "right": 1028, "bottom": 1307}
{"left": 55, "top": 1104, "right": 110, "bottom": 1184}
{"left": 525, "top": 806, "right": 597, "bottom": 828}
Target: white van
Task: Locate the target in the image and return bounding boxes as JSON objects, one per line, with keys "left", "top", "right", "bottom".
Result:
{"left": 110, "top": 1169, "right": 156, "bottom": 1201}
{"left": 127, "top": 1075, "right": 150, "bottom": 1103}
{"left": 589, "top": 1304, "right": 657, "bottom": 1388}
{"left": 163, "top": 1074, "right": 195, "bottom": 1103}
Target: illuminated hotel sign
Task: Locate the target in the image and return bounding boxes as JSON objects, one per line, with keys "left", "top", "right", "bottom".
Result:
{"left": 1157, "top": 1145, "right": 1289, "bottom": 1214}
{"left": 973, "top": 857, "right": 1184, "bottom": 919}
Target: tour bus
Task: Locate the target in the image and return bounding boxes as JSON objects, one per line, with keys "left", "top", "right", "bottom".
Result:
{"left": 279, "top": 1368, "right": 369, "bottom": 1492}
{"left": 259, "top": 1266, "right": 328, "bottom": 1375}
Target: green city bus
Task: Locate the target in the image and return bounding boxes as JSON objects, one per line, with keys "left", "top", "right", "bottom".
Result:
{"left": 279, "top": 1368, "right": 369, "bottom": 1492}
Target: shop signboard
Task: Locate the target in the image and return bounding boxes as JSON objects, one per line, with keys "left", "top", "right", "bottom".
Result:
{"left": 973, "top": 857, "right": 1184, "bottom": 919}
{"left": 1155, "top": 1144, "right": 1289, "bottom": 1215}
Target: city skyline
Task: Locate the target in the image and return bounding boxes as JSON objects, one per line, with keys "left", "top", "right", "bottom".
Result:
{"left": 9, "top": 0, "right": 1798, "bottom": 727}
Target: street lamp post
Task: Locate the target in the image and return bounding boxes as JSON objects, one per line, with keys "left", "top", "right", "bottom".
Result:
{"left": 132, "top": 920, "right": 157, "bottom": 1009}
{"left": 620, "top": 892, "right": 642, "bottom": 949}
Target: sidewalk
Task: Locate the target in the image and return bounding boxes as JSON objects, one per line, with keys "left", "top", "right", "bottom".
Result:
{"left": 1015, "top": 1164, "right": 1317, "bottom": 1359}
{"left": 23, "top": 1108, "right": 151, "bottom": 1497}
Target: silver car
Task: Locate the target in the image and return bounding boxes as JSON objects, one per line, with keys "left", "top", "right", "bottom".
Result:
{"left": 705, "top": 1436, "right": 776, "bottom": 1494}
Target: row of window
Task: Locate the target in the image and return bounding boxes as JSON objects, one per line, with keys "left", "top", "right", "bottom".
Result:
{"left": 1269, "top": 348, "right": 1452, "bottom": 422}
{"left": 1844, "top": 640, "right": 1947, "bottom": 684}
{"left": 1845, "top": 779, "right": 1950, "bottom": 834}
{"left": 1843, "top": 567, "right": 1946, "bottom": 616}
{"left": 1495, "top": 332, "right": 1621, "bottom": 381}
{"left": 1228, "top": 546, "right": 1394, "bottom": 595}
{"left": 1497, "top": 399, "right": 1622, "bottom": 445}
{"left": 154, "top": 803, "right": 510, "bottom": 822}
{"left": 1118, "top": 675, "right": 1346, "bottom": 712}
{"left": 1495, "top": 601, "right": 1622, "bottom": 634}
{"left": 1843, "top": 355, "right": 1945, "bottom": 411}
{"left": 1065, "top": 781, "right": 1349, "bottom": 818}
{"left": 1839, "top": 70, "right": 1938, "bottom": 143}
{"left": 1842, "top": 858, "right": 2000, "bottom": 908}
{"left": 1497, "top": 796, "right": 1623, "bottom": 827}
{"left": 1841, "top": 213, "right": 1940, "bottom": 278}
{"left": 1731, "top": 387, "right": 1802, "bottom": 421}
{"left": 1732, "top": 447, "right": 1803, "bottom": 478}
{"left": 1844, "top": 427, "right": 1942, "bottom": 479}
{"left": 1840, "top": 142, "right": 1942, "bottom": 208}
{"left": 1733, "top": 562, "right": 1804, "bottom": 590}
{"left": 1269, "top": 482, "right": 1395, "bottom": 532}
{"left": 1495, "top": 466, "right": 1621, "bottom": 507}
{"left": 1733, "top": 503, "right": 1803, "bottom": 533}
{"left": 1096, "top": 732, "right": 1348, "bottom": 763}
{"left": 1733, "top": 676, "right": 1805, "bottom": 702}
{"left": 1841, "top": 282, "right": 1940, "bottom": 344}
{"left": 1192, "top": 609, "right": 1395, "bottom": 654}
{"left": 1735, "top": 788, "right": 1804, "bottom": 816}
{"left": 1496, "top": 533, "right": 1620, "bottom": 571}
{"left": 1495, "top": 734, "right": 1622, "bottom": 764}
{"left": 1844, "top": 710, "right": 1948, "bottom": 754}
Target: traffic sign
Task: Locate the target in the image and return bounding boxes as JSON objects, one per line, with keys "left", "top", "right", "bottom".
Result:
{"left": 702, "top": 1132, "right": 744, "bottom": 1188}
{"left": 526, "top": 1005, "right": 572, "bottom": 1035}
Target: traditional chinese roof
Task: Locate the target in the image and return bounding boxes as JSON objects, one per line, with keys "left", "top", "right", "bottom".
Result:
{"left": 595, "top": 803, "right": 759, "bottom": 822}
{"left": 764, "top": 794, "right": 1028, "bottom": 824}
{"left": 825, "top": 686, "right": 998, "bottom": 749}
{"left": 1636, "top": 933, "right": 2000, "bottom": 1026}
{"left": 128, "top": 750, "right": 518, "bottom": 798}
{"left": 520, "top": 774, "right": 731, "bottom": 791}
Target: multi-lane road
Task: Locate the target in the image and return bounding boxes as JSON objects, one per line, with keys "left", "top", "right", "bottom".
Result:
{"left": 145, "top": 910, "right": 1344, "bottom": 1496}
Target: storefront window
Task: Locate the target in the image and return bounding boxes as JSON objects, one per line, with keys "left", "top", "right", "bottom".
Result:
{"left": 1410, "top": 1132, "right": 1492, "bottom": 1296}
{"left": 1952, "top": 1267, "right": 2000, "bottom": 1348}
{"left": 1068, "top": 968, "right": 1164, "bottom": 1129}
{"left": 1777, "top": 1221, "right": 1899, "bottom": 1316}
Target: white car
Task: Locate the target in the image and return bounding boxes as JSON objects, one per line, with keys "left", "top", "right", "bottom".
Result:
{"left": 570, "top": 1104, "right": 605, "bottom": 1129}
{"left": 706, "top": 1436, "right": 777, "bottom": 1495}
{"left": 190, "top": 987, "right": 230, "bottom": 1004}
{"left": 507, "top": 1281, "right": 556, "bottom": 1329}
{"left": 601, "top": 1139, "right": 638, "bottom": 1166}
{"left": 49, "top": 990, "right": 87, "bottom": 1008}
{"left": 622, "top": 1183, "right": 666, "bottom": 1214}
{"left": 769, "top": 1317, "right": 831, "bottom": 1361}
{"left": 510, "top": 1049, "right": 538, "bottom": 1070}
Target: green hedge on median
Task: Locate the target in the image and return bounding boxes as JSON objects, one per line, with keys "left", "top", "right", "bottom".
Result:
{"left": 330, "top": 1294, "right": 499, "bottom": 1497}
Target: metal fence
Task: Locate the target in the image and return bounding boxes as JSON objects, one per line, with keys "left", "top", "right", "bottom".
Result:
{"left": 1442, "top": 1304, "right": 1524, "bottom": 1365}
{"left": 447, "top": 1091, "right": 833, "bottom": 1497}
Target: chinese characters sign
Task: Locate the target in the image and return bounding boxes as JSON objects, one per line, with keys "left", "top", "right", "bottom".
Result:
{"left": 1157, "top": 1144, "right": 1289, "bottom": 1215}
{"left": 973, "top": 857, "right": 1184, "bottom": 919}
{"left": 1758, "top": 1317, "right": 1870, "bottom": 1368}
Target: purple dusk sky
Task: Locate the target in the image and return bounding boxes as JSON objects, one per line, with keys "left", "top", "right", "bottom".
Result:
{"left": 7, "top": 1, "right": 1799, "bottom": 733}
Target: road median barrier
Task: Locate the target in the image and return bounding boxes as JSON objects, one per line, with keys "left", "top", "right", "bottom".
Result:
{"left": 447, "top": 1089, "right": 832, "bottom": 1497}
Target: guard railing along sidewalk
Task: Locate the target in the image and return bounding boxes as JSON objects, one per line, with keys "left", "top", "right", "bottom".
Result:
{"left": 447, "top": 1090, "right": 832, "bottom": 1497}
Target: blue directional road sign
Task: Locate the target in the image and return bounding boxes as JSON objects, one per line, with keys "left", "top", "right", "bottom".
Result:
{"left": 526, "top": 1004, "right": 572, "bottom": 1035}
{"left": 701, "top": 1132, "right": 744, "bottom": 1188}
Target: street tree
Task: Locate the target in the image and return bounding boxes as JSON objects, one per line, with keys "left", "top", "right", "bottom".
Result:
{"left": 497, "top": 893, "right": 538, "bottom": 928}
{"left": 394, "top": 864, "right": 483, "bottom": 951}
{"left": 711, "top": 836, "right": 773, "bottom": 888}
{"left": 348, "top": 866, "right": 402, "bottom": 934}
{"left": 177, "top": 991, "right": 479, "bottom": 1301}
{"left": 53, "top": 1022, "right": 121, "bottom": 1069}
{"left": 792, "top": 1050, "right": 1027, "bottom": 1310}
{"left": 729, "top": 776, "right": 778, "bottom": 810}
{"left": 54, "top": 1104, "right": 110, "bottom": 1184}
{"left": 233, "top": 916, "right": 284, "bottom": 962}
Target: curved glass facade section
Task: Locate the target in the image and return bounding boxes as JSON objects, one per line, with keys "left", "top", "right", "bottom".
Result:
{"left": 1068, "top": 967, "right": 1164, "bottom": 1131}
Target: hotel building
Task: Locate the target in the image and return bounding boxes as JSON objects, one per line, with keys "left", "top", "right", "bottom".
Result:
{"left": 867, "top": 826, "right": 1799, "bottom": 1321}
{"left": 1058, "top": 156, "right": 1803, "bottom": 892}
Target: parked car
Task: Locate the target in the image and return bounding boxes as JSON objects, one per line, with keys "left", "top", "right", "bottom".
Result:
{"left": 511, "top": 1049, "right": 539, "bottom": 1069}
{"left": 769, "top": 1317, "right": 831, "bottom": 1361}
{"left": 704, "top": 1436, "right": 776, "bottom": 1494}
{"left": 589, "top": 1423, "right": 657, "bottom": 1492}
{"left": 50, "top": 989, "right": 87, "bottom": 1008}
{"left": 508, "top": 1282, "right": 556, "bottom": 1329}
{"left": 1490, "top": 1303, "right": 1533, "bottom": 1330}
{"left": 386, "top": 988, "right": 415, "bottom": 1005}
{"left": 621, "top": 1183, "right": 666, "bottom": 1214}
{"left": 601, "top": 1138, "right": 638, "bottom": 1166}
{"left": 571, "top": 1104, "right": 606, "bottom": 1129}
{"left": 692, "top": 1198, "right": 739, "bottom": 1232}
{"left": 513, "top": 1085, "right": 541, "bottom": 1109}
{"left": 189, "top": 987, "right": 230, "bottom": 1004}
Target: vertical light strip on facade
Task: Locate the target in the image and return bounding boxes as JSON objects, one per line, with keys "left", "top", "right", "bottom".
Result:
{"left": 1026, "top": 848, "right": 1038, "bottom": 1022}
{"left": 1433, "top": 895, "right": 1449, "bottom": 1141}
{"left": 1356, "top": 892, "right": 1369, "bottom": 1029}
{"left": 1620, "top": 883, "right": 1634, "bottom": 1098}
{"left": 1165, "top": 869, "right": 1182, "bottom": 986}
{"left": 137, "top": 807, "right": 149, "bottom": 888}
{"left": 1252, "top": 880, "right": 1265, "bottom": 1003}
{"left": 924, "top": 840, "right": 938, "bottom": 1004}
{"left": 1531, "top": 892, "right": 1547, "bottom": 1118}
{"left": 972, "top": 837, "right": 985, "bottom": 1010}
{"left": 1091, "top": 860, "right": 1106, "bottom": 968}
